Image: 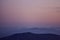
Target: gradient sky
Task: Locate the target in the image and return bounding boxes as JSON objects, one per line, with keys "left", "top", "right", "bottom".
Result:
{"left": 0, "top": 0, "right": 60, "bottom": 38}
{"left": 0, "top": 0, "right": 60, "bottom": 28}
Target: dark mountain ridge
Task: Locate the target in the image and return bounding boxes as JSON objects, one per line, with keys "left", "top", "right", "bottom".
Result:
{"left": 0, "top": 32, "right": 60, "bottom": 40}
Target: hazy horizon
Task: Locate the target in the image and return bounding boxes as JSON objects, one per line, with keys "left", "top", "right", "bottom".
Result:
{"left": 0, "top": 0, "right": 60, "bottom": 38}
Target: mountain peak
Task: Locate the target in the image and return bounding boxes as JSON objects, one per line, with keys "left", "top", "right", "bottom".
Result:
{"left": 24, "top": 32, "right": 33, "bottom": 34}
{"left": 0, "top": 32, "right": 60, "bottom": 40}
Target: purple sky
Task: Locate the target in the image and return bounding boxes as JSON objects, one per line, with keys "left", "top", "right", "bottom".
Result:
{"left": 0, "top": 0, "right": 60, "bottom": 38}
{"left": 1, "top": 0, "right": 60, "bottom": 28}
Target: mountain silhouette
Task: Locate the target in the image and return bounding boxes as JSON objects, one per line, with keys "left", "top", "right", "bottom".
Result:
{"left": 0, "top": 32, "right": 60, "bottom": 40}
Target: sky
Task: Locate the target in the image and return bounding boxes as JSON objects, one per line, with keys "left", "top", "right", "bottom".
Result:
{"left": 0, "top": 0, "right": 60, "bottom": 38}
{"left": 0, "top": 0, "right": 60, "bottom": 28}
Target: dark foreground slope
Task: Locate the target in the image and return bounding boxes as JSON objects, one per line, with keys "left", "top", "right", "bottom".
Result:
{"left": 0, "top": 32, "right": 60, "bottom": 40}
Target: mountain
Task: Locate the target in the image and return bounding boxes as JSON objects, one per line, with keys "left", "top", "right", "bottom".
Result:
{"left": 0, "top": 28, "right": 60, "bottom": 38}
{"left": 0, "top": 32, "right": 60, "bottom": 40}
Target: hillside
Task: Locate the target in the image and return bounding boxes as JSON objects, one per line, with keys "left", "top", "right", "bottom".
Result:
{"left": 0, "top": 32, "right": 60, "bottom": 40}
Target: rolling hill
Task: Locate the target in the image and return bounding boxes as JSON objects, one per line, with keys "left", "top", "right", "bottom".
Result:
{"left": 0, "top": 32, "right": 60, "bottom": 40}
